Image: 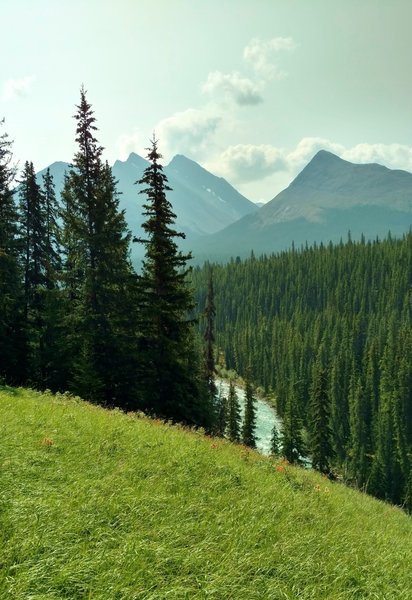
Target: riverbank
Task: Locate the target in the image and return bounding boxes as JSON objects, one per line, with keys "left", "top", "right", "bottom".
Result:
{"left": 216, "top": 377, "right": 281, "bottom": 454}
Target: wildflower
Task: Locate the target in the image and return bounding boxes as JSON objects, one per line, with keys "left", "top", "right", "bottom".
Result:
{"left": 276, "top": 465, "right": 285, "bottom": 473}
{"left": 41, "top": 437, "right": 54, "bottom": 447}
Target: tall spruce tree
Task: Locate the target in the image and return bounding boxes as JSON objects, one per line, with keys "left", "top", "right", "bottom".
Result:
{"left": 242, "top": 376, "right": 257, "bottom": 448}
{"left": 38, "top": 168, "right": 65, "bottom": 390}
{"left": 0, "top": 120, "right": 23, "bottom": 383}
{"left": 270, "top": 422, "right": 281, "bottom": 456}
{"left": 42, "top": 168, "right": 61, "bottom": 288}
{"left": 281, "top": 377, "right": 305, "bottom": 464}
{"left": 309, "top": 353, "right": 333, "bottom": 474}
{"left": 203, "top": 270, "right": 218, "bottom": 426}
{"left": 135, "top": 136, "right": 209, "bottom": 425}
{"left": 18, "top": 161, "right": 49, "bottom": 385}
{"left": 226, "top": 380, "right": 241, "bottom": 442}
{"left": 216, "top": 387, "right": 228, "bottom": 437}
{"left": 61, "top": 88, "right": 137, "bottom": 406}
{"left": 348, "top": 371, "right": 369, "bottom": 487}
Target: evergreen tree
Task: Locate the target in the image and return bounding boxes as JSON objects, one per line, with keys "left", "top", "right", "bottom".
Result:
{"left": 347, "top": 371, "right": 369, "bottom": 487}
{"left": 280, "top": 378, "right": 305, "bottom": 464}
{"left": 0, "top": 120, "right": 23, "bottom": 383}
{"left": 203, "top": 270, "right": 218, "bottom": 419}
{"left": 214, "top": 381, "right": 227, "bottom": 437}
{"left": 39, "top": 169, "right": 65, "bottom": 390}
{"left": 226, "top": 379, "right": 241, "bottom": 442}
{"left": 270, "top": 422, "right": 281, "bottom": 456}
{"left": 18, "top": 160, "right": 49, "bottom": 385}
{"left": 309, "top": 353, "right": 333, "bottom": 474}
{"left": 41, "top": 168, "right": 61, "bottom": 287}
{"left": 135, "top": 136, "right": 208, "bottom": 425}
{"left": 242, "top": 376, "right": 257, "bottom": 448}
{"left": 61, "top": 88, "right": 137, "bottom": 406}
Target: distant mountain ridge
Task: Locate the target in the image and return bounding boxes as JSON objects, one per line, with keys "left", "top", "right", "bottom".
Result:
{"left": 191, "top": 150, "right": 412, "bottom": 262}
{"left": 264, "top": 150, "right": 412, "bottom": 221}
{"left": 37, "top": 152, "right": 258, "bottom": 263}
{"left": 37, "top": 150, "right": 412, "bottom": 264}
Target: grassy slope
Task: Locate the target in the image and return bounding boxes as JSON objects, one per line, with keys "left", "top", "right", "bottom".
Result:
{"left": 0, "top": 388, "right": 411, "bottom": 600}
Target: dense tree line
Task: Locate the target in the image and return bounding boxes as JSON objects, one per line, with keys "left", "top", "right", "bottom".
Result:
{"left": 2, "top": 89, "right": 410, "bottom": 509}
{"left": 0, "top": 91, "right": 213, "bottom": 429}
{"left": 192, "top": 235, "right": 412, "bottom": 509}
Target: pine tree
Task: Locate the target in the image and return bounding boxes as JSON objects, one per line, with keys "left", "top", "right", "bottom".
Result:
{"left": 216, "top": 391, "right": 227, "bottom": 437}
{"left": 39, "top": 168, "right": 65, "bottom": 390}
{"left": 271, "top": 422, "right": 281, "bottom": 456}
{"left": 347, "top": 371, "right": 369, "bottom": 487}
{"left": 0, "top": 120, "right": 23, "bottom": 383}
{"left": 281, "top": 378, "right": 305, "bottom": 464}
{"left": 18, "top": 160, "right": 49, "bottom": 385}
{"left": 226, "top": 380, "right": 241, "bottom": 442}
{"left": 203, "top": 270, "right": 218, "bottom": 419}
{"left": 61, "top": 88, "right": 137, "bottom": 406}
{"left": 309, "top": 354, "right": 333, "bottom": 474}
{"left": 41, "top": 168, "right": 61, "bottom": 288}
{"left": 135, "top": 136, "right": 208, "bottom": 425}
{"left": 242, "top": 376, "right": 257, "bottom": 448}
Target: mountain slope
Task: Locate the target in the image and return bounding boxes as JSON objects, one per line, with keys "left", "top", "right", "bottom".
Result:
{"left": 1, "top": 387, "right": 411, "bottom": 599}
{"left": 166, "top": 154, "right": 256, "bottom": 233}
{"left": 191, "top": 151, "right": 412, "bottom": 261}
{"left": 37, "top": 153, "right": 257, "bottom": 263}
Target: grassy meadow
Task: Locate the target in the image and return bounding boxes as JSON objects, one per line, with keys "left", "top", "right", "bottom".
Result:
{"left": 0, "top": 387, "right": 411, "bottom": 599}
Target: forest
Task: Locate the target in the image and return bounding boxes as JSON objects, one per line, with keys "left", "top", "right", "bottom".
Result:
{"left": 0, "top": 89, "right": 216, "bottom": 431}
{"left": 1, "top": 87, "right": 411, "bottom": 512}
{"left": 192, "top": 234, "right": 412, "bottom": 509}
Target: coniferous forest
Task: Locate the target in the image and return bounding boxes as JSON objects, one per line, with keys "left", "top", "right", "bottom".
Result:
{"left": 0, "top": 90, "right": 213, "bottom": 430}
{"left": 191, "top": 235, "right": 412, "bottom": 509}
{"left": 1, "top": 89, "right": 411, "bottom": 512}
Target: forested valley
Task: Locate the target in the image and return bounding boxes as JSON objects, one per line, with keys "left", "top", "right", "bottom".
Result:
{"left": 192, "top": 234, "right": 412, "bottom": 509}
{"left": 1, "top": 87, "right": 411, "bottom": 513}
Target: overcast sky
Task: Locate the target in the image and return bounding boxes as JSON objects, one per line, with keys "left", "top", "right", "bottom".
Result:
{"left": 2, "top": 0, "right": 412, "bottom": 202}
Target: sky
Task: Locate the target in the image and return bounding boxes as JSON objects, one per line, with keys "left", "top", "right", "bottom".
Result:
{"left": 1, "top": 0, "right": 412, "bottom": 202}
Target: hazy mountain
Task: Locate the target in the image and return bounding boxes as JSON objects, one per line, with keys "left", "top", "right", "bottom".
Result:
{"left": 37, "top": 152, "right": 257, "bottom": 263}
{"left": 191, "top": 150, "right": 412, "bottom": 262}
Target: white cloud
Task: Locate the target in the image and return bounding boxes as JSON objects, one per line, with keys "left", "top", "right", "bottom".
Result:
{"left": 201, "top": 71, "right": 263, "bottom": 106}
{"left": 155, "top": 108, "right": 221, "bottom": 160}
{"left": 341, "top": 143, "right": 412, "bottom": 172}
{"left": 115, "top": 130, "right": 143, "bottom": 161}
{"left": 244, "top": 37, "right": 296, "bottom": 79}
{"left": 200, "top": 36, "right": 295, "bottom": 107}
{"left": 286, "top": 137, "right": 346, "bottom": 170}
{"left": 206, "top": 137, "right": 412, "bottom": 186}
{"left": 2, "top": 75, "right": 36, "bottom": 101}
{"left": 287, "top": 138, "right": 412, "bottom": 172}
{"left": 209, "top": 144, "right": 287, "bottom": 182}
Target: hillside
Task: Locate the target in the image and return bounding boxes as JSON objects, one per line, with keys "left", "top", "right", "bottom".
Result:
{"left": 1, "top": 387, "right": 411, "bottom": 599}
{"left": 191, "top": 151, "right": 412, "bottom": 262}
{"left": 192, "top": 233, "right": 412, "bottom": 507}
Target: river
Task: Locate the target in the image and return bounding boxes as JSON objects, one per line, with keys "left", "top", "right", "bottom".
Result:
{"left": 216, "top": 379, "right": 282, "bottom": 455}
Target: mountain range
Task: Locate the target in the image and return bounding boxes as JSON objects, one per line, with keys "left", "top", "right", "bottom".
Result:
{"left": 39, "top": 153, "right": 257, "bottom": 263}
{"left": 191, "top": 150, "right": 412, "bottom": 261}
{"left": 38, "top": 149, "right": 412, "bottom": 264}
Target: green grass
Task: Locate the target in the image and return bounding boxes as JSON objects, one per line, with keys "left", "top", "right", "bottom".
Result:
{"left": 1, "top": 388, "right": 411, "bottom": 599}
